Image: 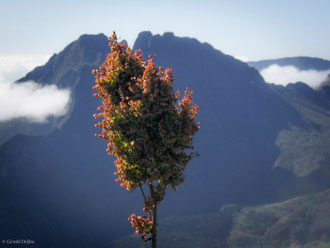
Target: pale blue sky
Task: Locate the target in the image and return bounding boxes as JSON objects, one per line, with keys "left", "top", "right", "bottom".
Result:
{"left": 1, "top": 0, "right": 330, "bottom": 61}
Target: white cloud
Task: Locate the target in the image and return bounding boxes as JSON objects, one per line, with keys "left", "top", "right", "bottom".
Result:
{"left": 0, "top": 80, "right": 71, "bottom": 123}
{"left": 0, "top": 55, "right": 71, "bottom": 123}
{"left": 260, "top": 64, "right": 330, "bottom": 88}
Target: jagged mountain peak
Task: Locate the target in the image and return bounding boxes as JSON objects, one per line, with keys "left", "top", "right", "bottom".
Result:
{"left": 18, "top": 33, "right": 109, "bottom": 87}
{"left": 134, "top": 31, "right": 215, "bottom": 52}
{"left": 1, "top": 34, "right": 110, "bottom": 146}
{"left": 133, "top": 31, "right": 266, "bottom": 94}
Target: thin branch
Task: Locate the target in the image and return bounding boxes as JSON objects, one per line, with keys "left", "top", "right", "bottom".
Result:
{"left": 139, "top": 183, "right": 147, "bottom": 202}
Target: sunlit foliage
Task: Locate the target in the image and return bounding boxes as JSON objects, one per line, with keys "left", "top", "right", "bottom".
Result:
{"left": 93, "top": 32, "right": 199, "bottom": 246}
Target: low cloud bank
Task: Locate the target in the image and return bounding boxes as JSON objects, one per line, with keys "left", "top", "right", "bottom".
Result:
{"left": 0, "top": 55, "right": 71, "bottom": 123}
{"left": 0, "top": 80, "right": 71, "bottom": 123}
{"left": 260, "top": 64, "right": 330, "bottom": 88}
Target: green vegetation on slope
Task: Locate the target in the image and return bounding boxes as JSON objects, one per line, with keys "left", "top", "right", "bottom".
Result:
{"left": 274, "top": 126, "right": 330, "bottom": 177}
{"left": 113, "top": 189, "right": 330, "bottom": 248}
{"left": 273, "top": 84, "right": 330, "bottom": 177}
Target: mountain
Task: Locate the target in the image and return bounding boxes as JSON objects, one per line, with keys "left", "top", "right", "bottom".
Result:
{"left": 0, "top": 34, "right": 125, "bottom": 248}
{"left": 1, "top": 32, "right": 330, "bottom": 247}
{"left": 114, "top": 189, "right": 330, "bottom": 248}
{"left": 248, "top": 57, "right": 330, "bottom": 71}
{"left": 267, "top": 81, "right": 330, "bottom": 178}
{"left": 18, "top": 33, "right": 109, "bottom": 86}
{"left": 131, "top": 32, "right": 330, "bottom": 209}
{"left": 0, "top": 34, "right": 110, "bottom": 146}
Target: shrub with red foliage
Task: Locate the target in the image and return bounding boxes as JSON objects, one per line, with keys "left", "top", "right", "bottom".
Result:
{"left": 93, "top": 32, "right": 199, "bottom": 247}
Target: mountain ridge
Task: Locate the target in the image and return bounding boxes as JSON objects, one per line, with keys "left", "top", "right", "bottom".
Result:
{"left": 248, "top": 56, "right": 330, "bottom": 71}
{"left": 18, "top": 33, "right": 109, "bottom": 87}
{"left": 0, "top": 34, "right": 110, "bottom": 147}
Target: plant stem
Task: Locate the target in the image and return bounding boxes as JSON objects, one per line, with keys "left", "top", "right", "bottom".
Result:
{"left": 152, "top": 203, "right": 157, "bottom": 248}
{"left": 149, "top": 184, "right": 157, "bottom": 248}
